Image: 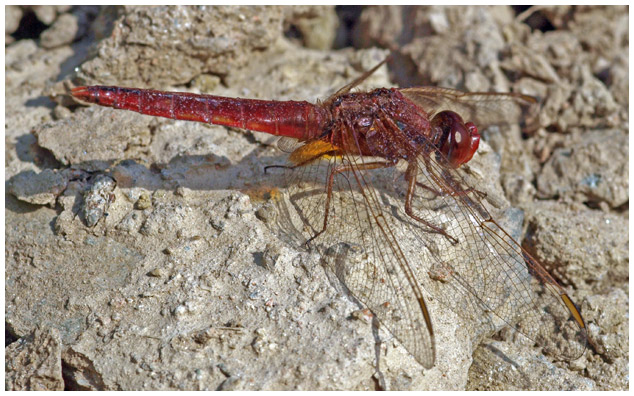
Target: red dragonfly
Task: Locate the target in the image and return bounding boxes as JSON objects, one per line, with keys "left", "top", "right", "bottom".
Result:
{"left": 71, "top": 60, "right": 587, "bottom": 368}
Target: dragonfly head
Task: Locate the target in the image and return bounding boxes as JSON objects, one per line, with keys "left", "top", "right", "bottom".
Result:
{"left": 431, "top": 111, "right": 479, "bottom": 168}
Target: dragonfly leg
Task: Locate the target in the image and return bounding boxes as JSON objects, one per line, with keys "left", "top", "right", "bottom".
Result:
{"left": 404, "top": 161, "right": 459, "bottom": 245}
{"left": 370, "top": 109, "right": 460, "bottom": 244}
{"left": 305, "top": 158, "right": 397, "bottom": 247}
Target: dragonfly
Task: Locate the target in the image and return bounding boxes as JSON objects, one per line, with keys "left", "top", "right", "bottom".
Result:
{"left": 70, "top": 59, "right": 587, "bottom": 368}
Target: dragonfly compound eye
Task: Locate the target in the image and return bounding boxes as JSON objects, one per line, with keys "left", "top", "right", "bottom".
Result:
{"left": 432, "top": 111, "right": 480, "bottom": 168}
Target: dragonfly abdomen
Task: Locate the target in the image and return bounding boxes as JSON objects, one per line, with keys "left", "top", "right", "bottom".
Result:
{"left": 71, "top": 86, "right": 328, "bottom": 141}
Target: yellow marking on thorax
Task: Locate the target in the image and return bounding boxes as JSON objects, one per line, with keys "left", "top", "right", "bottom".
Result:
{"left": 289, "top": 140, "right": 340, "bottom": 165}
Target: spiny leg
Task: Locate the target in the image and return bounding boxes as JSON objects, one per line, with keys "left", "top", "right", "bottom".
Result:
{"left": 404, "top": 160, "right": 459, "bottom": 245}
{"left": 371, "top": 107, "right": 468, "bottom": 244}
{"left": 369, "top": 107, "right": 461, "bottom": 244}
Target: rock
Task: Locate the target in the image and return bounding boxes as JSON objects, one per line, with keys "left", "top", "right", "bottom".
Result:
{"left": 40, "top": 13, "right": 80, "bottom": 48}
{"left": 34, "top": 108, "right": 152, "bottom": 168}
{"left": 82, "top": 174, "right": 116, "bottom": 226}
{"left": 581, "top": 288, "right": 629, "bottom": 390}
{"left": 467, "top": 341, "right": 595, "bottom": 390}
{"left": 285, "top": 6, "right": 338, "bottom": 50}
{"left": 32, "top": 5, "right": 59, "bottom": 25}
{"left": 523, "top": 201, "right": 628, "bottom": 290}
{"left": 75, "top": 6, "right": 289, "bottom": 87}
{"left": 7, "top": 169, "right": 68, "bottom": 206}
{"left": 537, "top": 129, "right": 628, "bottom": 208}
{"left": 5, "top": 327, "right": 65, "bottom": 391}
{"left": 6, "top": 5, "right": 23, "bottom": 35}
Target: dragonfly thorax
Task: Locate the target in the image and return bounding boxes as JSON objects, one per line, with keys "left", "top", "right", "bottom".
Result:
{"left": 327, "top": 88, "right": 434, "bottom": 161}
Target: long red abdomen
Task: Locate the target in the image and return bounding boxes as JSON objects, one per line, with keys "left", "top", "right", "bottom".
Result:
{"left": 71, "top": 86, "right": 328, "bottom": 141}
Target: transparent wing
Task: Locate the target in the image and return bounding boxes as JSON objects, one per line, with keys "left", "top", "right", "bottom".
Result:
{"left": 398, "top": 149, "right": 587, "bottom": 360}
{"left": 267, "top": 140, "right": 437, "bottom": 368}
{"left": 276, "top": 137, "right": 303, "bottom": 154}
{"left": 265, "top": 130, "right": 586, "bottom": 368}
{"left": 399, "top": 87, "right": 539, "bottom": 131}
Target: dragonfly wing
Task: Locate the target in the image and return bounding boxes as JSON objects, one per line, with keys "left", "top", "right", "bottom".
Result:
{"left": 267, "top": 150, "right": 437, "bottom": 368}
{"left": 264, "top": 121, "right": 585, "bottom": 366}
{"left": 399, "top": 152, "right": 588, "bottom": 360}
{"left": 276, "top": 137, "right": 303, "bottom": 154}
{"left": 399, "top": 87, "right": 539, "bottom": 131}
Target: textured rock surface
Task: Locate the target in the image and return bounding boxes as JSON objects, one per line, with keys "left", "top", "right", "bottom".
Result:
{"left": 5, "top": 5, "right": 628, "bottom": 391}
{"left": 5, "top": 328, "right": 65, "bottom": 391}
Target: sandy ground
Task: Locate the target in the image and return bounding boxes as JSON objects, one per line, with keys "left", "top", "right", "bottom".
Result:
{"left": 5, "top": 5, "right": 628, "bottom": 390}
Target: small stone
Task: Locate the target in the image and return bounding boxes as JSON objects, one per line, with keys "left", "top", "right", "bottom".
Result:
{"left": 8, "top": 169, "right": 68, "bottom": 206}
{"left": 5, "top": 5, "right": 23, "bottom": 35}
{"left": 148, "top": 268, "right": 165, "bottom": 277}
{"left": 40, "top": 13, "right": 79, "bottom": 49}
{"left": 82, "top": 175, "right": 116, "bottom": 227}
{"left": 135, "top": 192, "right": 152, "bottom": 210}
